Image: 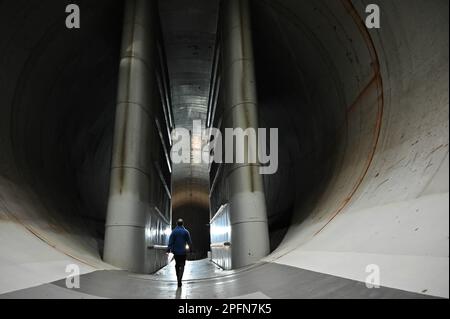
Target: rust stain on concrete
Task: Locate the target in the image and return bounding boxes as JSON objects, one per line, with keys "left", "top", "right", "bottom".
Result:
{"left": 314, "top": 0, "right": 384, "bottom": 236}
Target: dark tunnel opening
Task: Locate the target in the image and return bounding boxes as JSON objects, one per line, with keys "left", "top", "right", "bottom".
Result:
{"left": 1, "top": 0, "right": 125, "bottom": 254}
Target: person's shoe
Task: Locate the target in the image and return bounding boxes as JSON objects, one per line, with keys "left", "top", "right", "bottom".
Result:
{"left": 178, "top": 281, "right": 182, "bottom": 288}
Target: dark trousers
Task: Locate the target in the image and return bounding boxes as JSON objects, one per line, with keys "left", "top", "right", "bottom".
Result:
{"left": 174, "top": 255, "right": 186, "bottom": 283}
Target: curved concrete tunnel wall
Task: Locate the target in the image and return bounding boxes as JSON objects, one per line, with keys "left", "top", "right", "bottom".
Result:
{"left": 0, "top": 0, "right": 448, "bottom": 297}
{"left": 255, "top": 0, "right": 449, "bottom": 298}
{"left": 0, "top": 0, "right": 124, "bottom": 294}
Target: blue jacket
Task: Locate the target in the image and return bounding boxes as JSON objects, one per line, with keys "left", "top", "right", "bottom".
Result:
{"left": 167, "top": 226, "right": 192, "bottom": 256}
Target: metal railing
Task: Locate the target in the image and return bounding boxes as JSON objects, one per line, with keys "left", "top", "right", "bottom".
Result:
{"left": 147, "top": 245, "right": 169, "bottom": 251}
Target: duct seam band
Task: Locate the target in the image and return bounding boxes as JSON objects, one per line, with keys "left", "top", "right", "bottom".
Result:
{"left": 119, "top": 55, "right": 155, "bottom": 74}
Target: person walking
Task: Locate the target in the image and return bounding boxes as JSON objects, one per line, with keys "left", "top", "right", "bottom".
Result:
{"left": 167, "top": 218, "right": 193, "bottom": 287}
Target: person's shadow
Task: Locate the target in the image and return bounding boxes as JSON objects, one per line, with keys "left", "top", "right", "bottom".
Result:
{"left": 175, "top": 287, "right": 183, "bottom": 299}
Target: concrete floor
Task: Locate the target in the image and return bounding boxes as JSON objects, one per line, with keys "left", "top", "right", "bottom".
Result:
{"left": 0, "top": 259, "right": 434, "bottom": 299}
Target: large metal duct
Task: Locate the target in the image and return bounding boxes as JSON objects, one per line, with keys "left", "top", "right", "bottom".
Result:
{"left": 209, "top": 0, "right": 270, "bottom": 269}
{"left": 103, "top": 0, "right": 173, "bottom": 273}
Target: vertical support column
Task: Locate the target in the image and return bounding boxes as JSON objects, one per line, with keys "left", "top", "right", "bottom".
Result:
{"left": 220, "top": 0, "right": 270, "bottom": 268}
{"left": 103, "top": 0, "right": 158, "bottom": 273}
